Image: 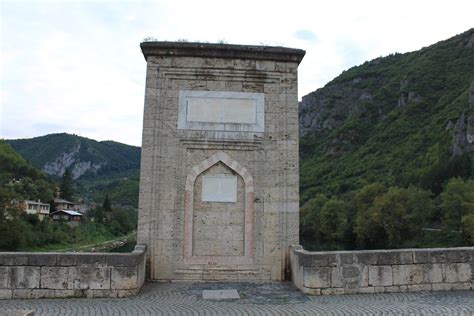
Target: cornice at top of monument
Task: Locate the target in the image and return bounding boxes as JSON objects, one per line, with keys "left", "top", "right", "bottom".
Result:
{"left": 140, "top": 41, "right": 305, "bottom": 64}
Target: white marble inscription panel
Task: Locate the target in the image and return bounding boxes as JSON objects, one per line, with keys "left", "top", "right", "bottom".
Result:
{"left": 187, "top": 97, "right": 256, "bottom": 124}
{"left": 202, "top": 175, "right": 237, "bottom": 202}
{"left": 178, "top": 90, "right": 265, "bottom": 133}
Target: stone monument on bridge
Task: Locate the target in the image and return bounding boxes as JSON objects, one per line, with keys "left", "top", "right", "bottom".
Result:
{"left": 138, "top": 41, "right": 305, "bottom": 281}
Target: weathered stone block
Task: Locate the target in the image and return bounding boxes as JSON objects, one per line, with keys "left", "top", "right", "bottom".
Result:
{"left": 53, "top": 289, "right": 82, "bottom": 298}
{"left": 117, "top": 289, "right": 138, "bottom": 298}
{"left": 331, "top": 266, "right": 368, "bottom": 288}
{"left": 303, "top": 267, "right": 331, "bottom": 288}
{"left": 429, "top": 250, "right": 448, "bottom": 263}
{"left": 384, "top": 286, "right": 402, "bottom": 293}
{"left": 373, "top": 286, "right": 384, "bottom": 293}
{"left": 256, "top": 60, "right": 275, "bottom": 71}
{"left": 106, "top": 254, "right": 140, "bottom": 267}
{"left": 12, "top": 289, "right": 54, "bottom": 299}
{"left": 301, "top": 253, "right": 337, "bottom": 267}
{"left": 0, "top": 254, "right": 28, "bottom": 266}
{"left": 0, "top": 289, "right": 12, "bottom": 299}
{"left": 339, "top": 253, "right": 355, "bottom": 265}
{"left": 28, "top": 254, "right": 57, "bottom": 266}
{"left": 321, "top": 288, "right": 344, "bottom": 295}
{"left": 302, "top": 288, "right": 321, "bottom": 295}
{"left": 9, "top": 266, "right": 40, "bottom": 289}
{"left": 40, "top": 267, "right": 69, "bottom": 289}
{"left": 376, "top": 251, "right": 412, "bottom": 265}
{"left": 0, "top": 266, "right": 9, "bottom": 288}
{"left": 111, "top": 267, "right": 138, "bottom": 290}
{"left": 392, "top": 265, "right": 424, "bottom": 285}
{"left": 466, "top": 249, "right": 474, "bottom": 262}
{"left": 407, "top": 284, "right": 432, "bottom": 292}
{"left": 432, "top": 282, "right": 471, "bottom": 291}
{"left": 75, "top": 254, "right": 107, "bottom": 266}
{"left": 422, "top": 263, "right": 443, "bottom": 283}
{"left": 56, "top": 254, "right": 77, "bottom": 266}
{"left": 413, "top": 250, "right": 430, "bottom": 263}
{"left": 356, "top": 252, "right": 377, "bottom": 265}
{"left": 445, "top": 263, "right": 471, "bottom": 283}
{"left": 68, "top": 266, "right": 111, "bottom": 290}
{"left": 445, "top": 249, "right": 469, "bottom": 263}
{"left": 344, "top": 287, "right": 375, "bottom": 294}
{"left": 369, "top": 265, "right": 393, "bottom": 286}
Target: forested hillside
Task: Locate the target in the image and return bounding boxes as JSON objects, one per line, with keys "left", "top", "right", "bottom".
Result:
{"left": 7, "top": 133, "right": 140, "bottom": 207}
{"left": 299, "top": 29, "right": 474, "bottom": 250}
{"left": 0, "top": 140, "right": 55, "bottom": 202}
{"left": 0, "top": 140, "right": 136, "bottom": 251}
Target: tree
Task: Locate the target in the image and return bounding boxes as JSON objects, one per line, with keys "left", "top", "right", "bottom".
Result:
{"left": 59, "top": 168, "right": 74, "bottom": 201}
{"left": 109, "top": 208, "right": 134, "bottom": 236}
{"left": 355, "top": 185, "right": 433, "bottom": 248}
{"left": 375, "top": 186, "right": 431, "bottom": 247}
{"left": 354, "top": 183, "right": 386, "bottom": 248}
{"left": 300, "top": 194, "right": 328, "bottom": 245}
{"left": 319, "top": 199, "right": 350, "bottom": 241}
{"left": 461, "top": 213, "right": 474, "bottom": 244}
{"left": 103, "top": 195, "right": 112, "bottom": 223}
{"left": 90, "top": 206, "right": 106, "bottom": 224}
{"left": 441, "top": 178, "right": 474, "bottom": 230}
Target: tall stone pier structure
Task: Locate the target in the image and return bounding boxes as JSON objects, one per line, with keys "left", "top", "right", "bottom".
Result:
{"left": 138, "top": 41, "right": 305, "bottom": 281}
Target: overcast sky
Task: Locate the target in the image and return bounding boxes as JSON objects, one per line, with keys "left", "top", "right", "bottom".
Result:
{"left": 1, "top": 0, "right": 473, "bottom": 146}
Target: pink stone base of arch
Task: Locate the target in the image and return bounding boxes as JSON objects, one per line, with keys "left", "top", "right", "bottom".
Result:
{"left": 183, "top": 151, "right": 254, "bottom": 266}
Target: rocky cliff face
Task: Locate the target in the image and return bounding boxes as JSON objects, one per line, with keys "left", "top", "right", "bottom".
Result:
{"left": 299, "top": 77, "right": 378, "bottom": 136}
{"left": 6, "top": 133, "right": 140, "bottom": 181}
{"left": 42, "top": 143, "right": 103, "bottom": 179}
{"left": 450, "top": 82, "right": 474, "bottom": 156}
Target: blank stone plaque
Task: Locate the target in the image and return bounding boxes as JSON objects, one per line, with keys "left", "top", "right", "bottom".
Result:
{"left": 177, "top": 90, "right": 265, "bottom": 132}
{"left": 202, "top": 175, "right": 237, "bottom": 202}
{"left": 187, "top": 97, "right": 256, "bottom": 124}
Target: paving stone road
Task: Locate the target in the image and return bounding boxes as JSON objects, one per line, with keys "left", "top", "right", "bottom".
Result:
{"left": 1, "top": 282, "right": 474, "bottom": 315}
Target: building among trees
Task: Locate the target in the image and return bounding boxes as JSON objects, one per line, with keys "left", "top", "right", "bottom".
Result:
{"left": 21, "top": 200, "right": 50, "bottom": 221}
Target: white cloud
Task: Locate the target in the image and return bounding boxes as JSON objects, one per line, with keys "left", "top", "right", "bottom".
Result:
{"left": 1, "top": 0, "right": 473, "bottom": 146}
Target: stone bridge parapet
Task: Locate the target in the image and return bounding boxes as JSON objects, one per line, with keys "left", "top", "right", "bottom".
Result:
{"left": 290, "top": 245, "right": 474, "bottom": 295}
{"left": 0, "top": 245, "right": 146, "bottom": 299}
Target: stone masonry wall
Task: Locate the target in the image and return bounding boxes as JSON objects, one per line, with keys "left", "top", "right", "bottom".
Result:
{"left": 290, "top": 245, "right": 474, "bottom": 295}
{"left": 193, "top": 163, "right": 245, "bottom": 257}
{"left": 0, "top": 245, "right": 146, "bottom": 299}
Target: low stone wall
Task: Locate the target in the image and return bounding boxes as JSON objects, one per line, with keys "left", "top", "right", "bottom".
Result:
{"left": 290, "top": 245, "right": 474, "bottom": 295}
{"left": 0, "top": 245, "right": 146, "bottom": 299}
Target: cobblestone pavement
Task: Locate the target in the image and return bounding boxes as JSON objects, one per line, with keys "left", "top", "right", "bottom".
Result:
{"left": 1, "top": 282, "right": 474, "bottom": 315}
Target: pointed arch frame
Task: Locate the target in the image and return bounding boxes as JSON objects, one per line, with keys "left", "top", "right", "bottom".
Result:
{"left": 183, "top": 151, "right": 254, "bottom": 265}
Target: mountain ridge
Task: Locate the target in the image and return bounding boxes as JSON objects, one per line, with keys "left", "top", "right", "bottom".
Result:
{"left": 6, "top": 133, "right": 140, "bottom": 180}
{"left": 299, "top": 29, "right": 474, "bottom": 203}
{"left": 5, "top": 133, "right": 141, "bottom": 208}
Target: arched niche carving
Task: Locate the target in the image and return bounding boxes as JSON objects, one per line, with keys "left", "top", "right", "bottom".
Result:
{"left": 183, "top": 151, "right": 254, "bottom": 265}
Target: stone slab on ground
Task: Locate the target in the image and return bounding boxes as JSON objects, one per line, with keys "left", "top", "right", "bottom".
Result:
{"left": 202, "top": 289, "right": 240, "bottom": 300}
{"left": 4, "top": 311, "right": 34, "bottom": 316}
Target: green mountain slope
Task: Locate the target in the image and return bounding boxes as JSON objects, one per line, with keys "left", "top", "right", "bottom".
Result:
{"left": 0, "top": 140, "right": 55, "bottom": 202}
{"left": 299, "top": 29, "right": 474, "bottom": 204}
{"left": 6, "top": 134, "right": 141, "bottom": 207}
{"left": 6, "top": 133, "right": 140, "bottom": 180}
